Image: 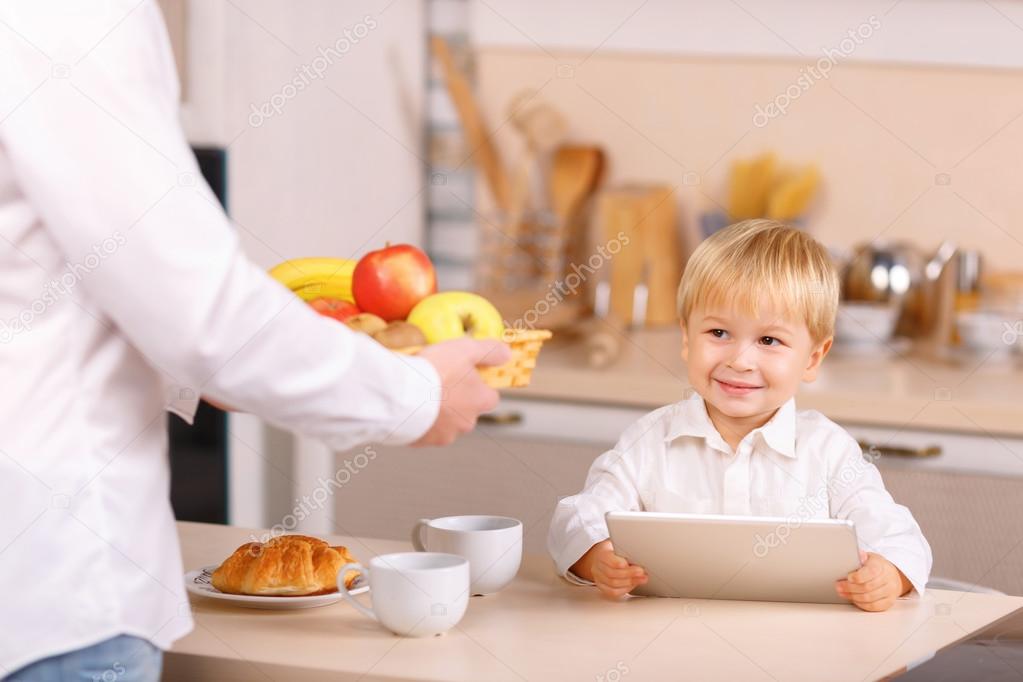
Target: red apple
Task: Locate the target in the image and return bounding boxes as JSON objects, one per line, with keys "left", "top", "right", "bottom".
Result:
{"left": 352, "top": 243, "right": 437, "bottom": 321}
{"left": 309, "top": 297, "right": 361, "bottom": 323}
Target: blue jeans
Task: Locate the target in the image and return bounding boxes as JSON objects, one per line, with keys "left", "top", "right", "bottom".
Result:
{"left": 4, "top": 635, "right": 162, "bottom": 682}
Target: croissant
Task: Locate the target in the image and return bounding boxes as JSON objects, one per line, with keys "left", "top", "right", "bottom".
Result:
{"left": 211, "top": 535, "right": 360, "bottom": 596}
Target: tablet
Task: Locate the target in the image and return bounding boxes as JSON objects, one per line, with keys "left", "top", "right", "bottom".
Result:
{"left": 605, "top": 511, "right": 860, "bottom": 604}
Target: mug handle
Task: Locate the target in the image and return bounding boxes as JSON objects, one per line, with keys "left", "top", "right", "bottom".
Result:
{"left": 337, "top": 562, "right": 376, "bottom": 622}
{"left": 411, "top": 518, "right": 431, "bottom": 551}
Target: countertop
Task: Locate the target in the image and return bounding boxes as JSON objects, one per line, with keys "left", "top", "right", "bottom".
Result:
{"left": 511, "top": 327, "right": 1023, "bottom": 437}
{"left": 168, "top": 521, "right": 1023, "bottom": 682}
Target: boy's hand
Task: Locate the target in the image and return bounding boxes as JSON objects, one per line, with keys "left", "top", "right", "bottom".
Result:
{"left": 571, "top": 540, "right": 648, "bottom": 599}
{"left": 836, "top": 550, "right": 912, "bottom": 612}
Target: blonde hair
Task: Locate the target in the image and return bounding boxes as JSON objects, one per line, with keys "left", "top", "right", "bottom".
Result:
{"left": 676, "top": 219, "right": 839, "bottom": 343}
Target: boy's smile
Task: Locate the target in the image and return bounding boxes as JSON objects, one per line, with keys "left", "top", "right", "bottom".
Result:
{"left": 714, "top": 378, "right": 763, "bottom": 396}
{"left": 681, "top": 303, "right": 832, "bottom": 450}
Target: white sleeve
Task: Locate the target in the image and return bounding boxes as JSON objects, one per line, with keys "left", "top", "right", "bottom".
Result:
{"left": 548, "top": 433, "right": 648, "bottom": 579}
{"left": 828, "top": 432, "right": 933, "bottom": 596}
{"left": 0, "top": 3, "right": 440, "bottom": 449}
{"left": 162, "top": 374, "right": 201, "bottom": 426}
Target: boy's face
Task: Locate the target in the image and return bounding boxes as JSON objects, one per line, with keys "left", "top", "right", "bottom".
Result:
{"left": 681, "top": 302, "right": 832, "bottom": 422}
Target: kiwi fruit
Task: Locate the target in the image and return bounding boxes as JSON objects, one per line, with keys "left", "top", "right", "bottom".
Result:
{"left": 373, "top": 321, "right": 427, "bottom": 349}
{"left": 345, "top": 313, "right": 387, "bottom": 336}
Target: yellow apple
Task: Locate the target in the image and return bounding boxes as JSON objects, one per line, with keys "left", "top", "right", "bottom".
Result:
{"left": 406, "top": 291, "right": 504, "bottom": 344}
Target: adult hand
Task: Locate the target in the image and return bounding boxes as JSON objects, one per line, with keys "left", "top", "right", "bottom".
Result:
{"left": 413, "top": 338, "right": 511, "bottom": 446}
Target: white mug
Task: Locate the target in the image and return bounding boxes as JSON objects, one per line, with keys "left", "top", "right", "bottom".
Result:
{"left": 337, "top": 552, "right": 469, "bottom": 637}
{"left": 412, "top": 515, "right": 522, "bottom": 596}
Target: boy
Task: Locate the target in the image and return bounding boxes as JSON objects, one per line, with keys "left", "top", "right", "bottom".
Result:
{"left": 548, "top": 219, "right": 931, "bottom": 612}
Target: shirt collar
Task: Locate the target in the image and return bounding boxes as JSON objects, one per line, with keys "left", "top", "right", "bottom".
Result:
{"left": 665, "top": 392, "right": 797, "bottom": 459}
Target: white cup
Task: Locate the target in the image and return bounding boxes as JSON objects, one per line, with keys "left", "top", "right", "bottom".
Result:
{"left": 412, "top": 515, "right": 522, "bottom": 596}
{"left": 337, "top": 552, "right": 469, "bottom": 637}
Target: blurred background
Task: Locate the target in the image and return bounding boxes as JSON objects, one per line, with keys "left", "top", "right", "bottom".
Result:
{"left": 159, "top": 0, "right": 1023, "bottom": 596}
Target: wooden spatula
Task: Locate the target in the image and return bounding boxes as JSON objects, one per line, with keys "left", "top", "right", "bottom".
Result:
{"left": 506, "top": 90, "right": 567, "bottom": 240}
{"left": 551, "top": 146, "right": 604, "bottom": 225}
{"left": 546, "top": 146, "right": 605, "bottom": 281}
{"left": 431, "top": 36, "right": 511, "bottom": 212}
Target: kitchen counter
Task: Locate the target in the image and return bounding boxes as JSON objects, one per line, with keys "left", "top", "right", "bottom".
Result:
{"left": 168, "top": 521, "right": 1023, "bottom": 681}
{"left": 512, "top": 327, "right": 1023, "bottom": 437}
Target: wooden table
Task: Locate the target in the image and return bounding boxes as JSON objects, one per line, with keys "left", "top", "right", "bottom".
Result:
{"left": 167, "top": 522, "right": 1023, "bottom": 681}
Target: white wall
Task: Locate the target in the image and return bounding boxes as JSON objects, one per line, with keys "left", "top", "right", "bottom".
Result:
{"left": 175, "top": 0, "right": 427, "bottom": 262}
{"left": 224, "top": 1, "right": 426, "bottom": 264}
{"left": 470, "top": 0, "right": 1023, "bottom": 70}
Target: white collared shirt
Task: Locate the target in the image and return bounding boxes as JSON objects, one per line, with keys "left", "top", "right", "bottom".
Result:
{"left": 548, "top": 393, "right": 933, "bottom": 595}
{"left": 0, "top": 2, "right": 440, "bottom": 673}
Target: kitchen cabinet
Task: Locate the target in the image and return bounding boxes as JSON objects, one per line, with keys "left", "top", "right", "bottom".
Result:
{"left": 327, "top": 414, "right": 612, "bottom": 556}
{"left": 845, "top": 423, "right": 1023, "bottom": 596}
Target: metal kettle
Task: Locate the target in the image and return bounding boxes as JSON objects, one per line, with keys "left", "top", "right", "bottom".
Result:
{"left": 841, "top": 241, "right": 958, "bottom": 344}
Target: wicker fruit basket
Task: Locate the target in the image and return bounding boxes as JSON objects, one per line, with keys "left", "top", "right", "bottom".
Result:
{"left": 397, "top": 328, "right": 552, "bottom": 388}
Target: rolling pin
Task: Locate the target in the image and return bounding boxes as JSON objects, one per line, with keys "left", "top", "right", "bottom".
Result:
{"left": 570, "top": 314, "right": 627, "bottom": 369}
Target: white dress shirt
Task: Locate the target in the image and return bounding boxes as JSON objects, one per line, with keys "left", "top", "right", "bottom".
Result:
{"left": 0, "top": 2, "right": 440, "bottom": 674}
{"left": 548, "top": 393, "right": 933, "bottom": 595}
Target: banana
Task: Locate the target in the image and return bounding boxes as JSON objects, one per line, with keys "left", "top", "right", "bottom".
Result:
{"left": 268, "top": 258, "right": 356, "bottom": 302}
{"left": 292, "top": 280, "right": 354, "bottom": 302}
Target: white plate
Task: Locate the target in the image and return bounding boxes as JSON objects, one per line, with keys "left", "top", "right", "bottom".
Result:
{"left": 184, "top": 565, "right": 368, "bottom": 610}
